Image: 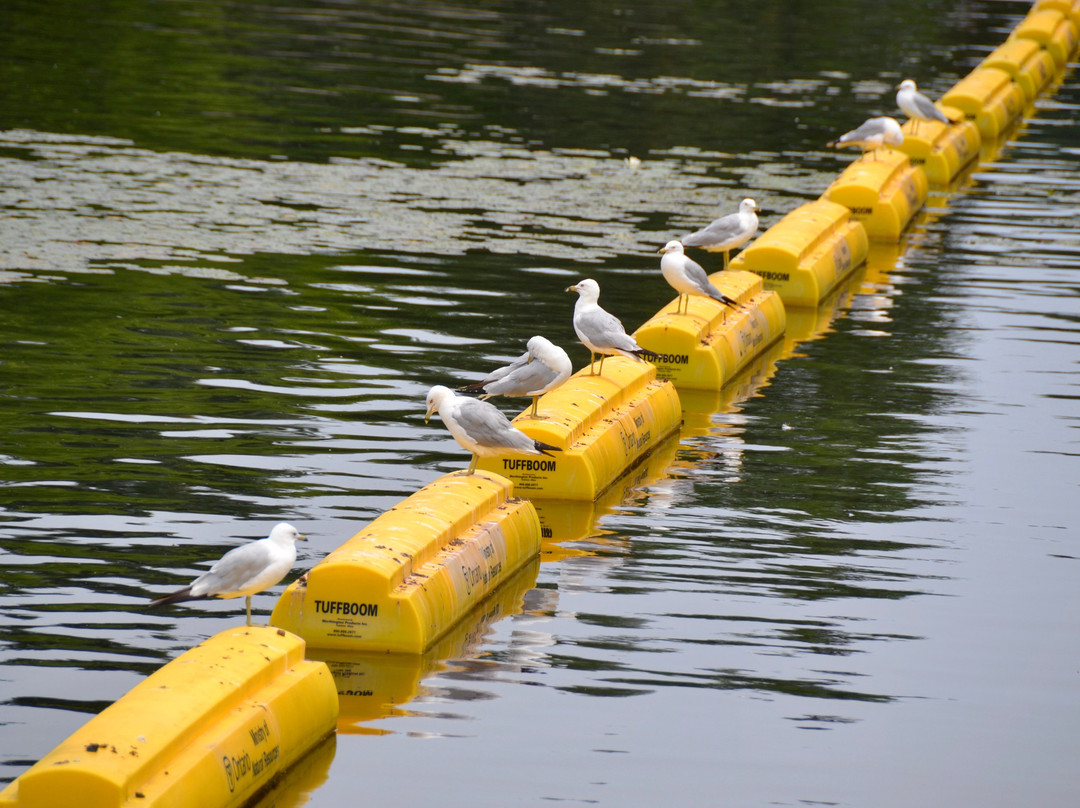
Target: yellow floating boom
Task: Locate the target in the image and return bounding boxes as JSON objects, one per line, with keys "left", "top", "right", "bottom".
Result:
{"left": 271, "top": 471, "right": 541, "bottom": 653}
{"left": 633, "top": 270, "right": 786, "bottom": 391}
{"left": 474, "top": 358, "right": 682, "bottom": 500}
{"left": 730, "top": 199, "right": 869, "bottom": 307}
{"left": 893, "top": 107, "right": 980, "bottom": 187}
{"left": 0, "top": 628, "right": 337, "bottom": 808}
{"left": 979, "top": 37, "right": 1057, "bottom": 102}
{"left": 1014, "top": 6, "right": 1078, "bottom": 68}
{"left": 821, "top": 148, "right": 929, "bottom": 241}
{"left": 942, "top": 66, "right": 1027, "bottom": 139}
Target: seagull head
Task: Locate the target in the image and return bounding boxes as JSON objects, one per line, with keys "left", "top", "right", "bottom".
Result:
{"left": 740, "top": 198, "right": 758, "bottom": 214}
{"left": 270, "top": 523, "right": 307, "bottom": 544}
{"left": 566, "top": 278, "right": 600, "bottom": 303}
{"left": 425, "top": 385, "right": 453, "bottom": 423}
{"left": 659, "top": 240, "right": 684, "bottom": 255}
{"left": 898, "top": 79, "right": 916, "bottom": 92}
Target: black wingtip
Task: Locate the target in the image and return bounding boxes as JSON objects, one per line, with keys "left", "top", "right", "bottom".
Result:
{"left": 534, "top": 440, "right": 563, "bottom": 457}
{"left": 147, "top": 586, "right": 198, "bottom": 609}
{"left": 456, "top": 382, "right": 486, "bottom": 396}
{"left": 637, "top": 348, "right": 661, "bottom": 362}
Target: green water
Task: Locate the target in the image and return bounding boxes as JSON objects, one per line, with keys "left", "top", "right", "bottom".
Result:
{"left": 2, "top": 1, "right": 1079, "bottom": 806}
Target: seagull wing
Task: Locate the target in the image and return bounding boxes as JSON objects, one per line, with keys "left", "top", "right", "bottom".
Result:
{"left": 453, "top": 397, "right": 534, "bottom": 454}
{"left": 190, "top": 540, "right": 278, "bottom": 598}
{"left": 682, "top": 213, "right": 742, "bottom": 249}
{"left": 484, "top": 359, "right": 559, "bottom": 397}
{"left": 576, "top": 306, "right": 639, "bottom": 353}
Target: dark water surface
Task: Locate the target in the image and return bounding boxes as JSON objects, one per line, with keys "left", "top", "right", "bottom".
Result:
{"left": 2, "top": 1, "right": 1079, "bottom": 806}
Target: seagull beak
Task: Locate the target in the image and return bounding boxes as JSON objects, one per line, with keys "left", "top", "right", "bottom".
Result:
{"left": 657, "top": 246, "right": 666, "bottom": 254}
{"left": 565, "top": 284, "right": 577, "bottom": 293}
{"left": 298, "top": 533, "right": 308, "bottom": 542}
{"left": 425, "top": 404, "right": 435, "bottom": 423}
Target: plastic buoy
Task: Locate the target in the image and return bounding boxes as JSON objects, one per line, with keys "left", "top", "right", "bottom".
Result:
{"left": 271, "top": 472, "right": 540, "bottom": 654}
{"left": 0, "top": 627, "right": 337, "bottom": 808}
{"left": 730, "top": 199, "right": 869, "bottom": 307}
{"left": 531, "top": 430, "right": 681, "bottom": 548}
{"left": 820, "top": 149, "right": 929, "bottom": 241}
{"left": 473, "top": 359, "right": 682, "bottom": 500}
{"left": 980, "top": 37, "right": 1057, "bottom": 102}
{"left": 1035, "top": 0, "right": 1080, "bottom": 31}
{"left": 942, "top": 66, "right": 1027, "bottom": 139}
{"left": 1014, "top": 7, "right": 1079, "bottom": 68}
{"left": 894, "top": 106, "right": 981, "bottom": 186}
{"left": 632, "top": 269, "right": 785, "bottom": 391}
{"left": 317, "top": 558, "right": 540, "bottom": 729}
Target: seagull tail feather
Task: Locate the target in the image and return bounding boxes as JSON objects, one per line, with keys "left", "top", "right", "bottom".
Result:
{"left": 533, "top": 440, "right": 563, "bottom": 457}
{"left": 147, "top": 586, "right": 200, "bottom": 608}
{"left": 456, "top": 381, "right": 488, "bottom": 396}
{"left": 710, "top": 290, "right": 742, "bottom": 310}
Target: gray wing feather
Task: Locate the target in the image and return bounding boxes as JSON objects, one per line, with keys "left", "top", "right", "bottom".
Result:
{"left": 914, "top": 93, "right": 949, "bottom": 122}
{"left": 577, "top": 307, "right": 641, "bottom": 353}
{"left": 682, "top": 214, "right": 741, "bottom": 248}
{"left": 478, "top": 351, "right": 530, "bottom": 387}
{"left": 455, "top": 398, "right": 532, "bottom": 451}
{"left": 192, "top": 542, "right": 273, "bottom": 596}
{"left": 484, "top": 361, "right": 558, "bottom": 397}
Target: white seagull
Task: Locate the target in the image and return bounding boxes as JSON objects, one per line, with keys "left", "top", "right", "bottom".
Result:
{"left": 827, "top": 116, "right": 904, "bottom": 161}
{"left": 681, "top": 198, "right": 760, "bottom": 269}
{"left": 458, "top": 335, "right": 573, "bottom": 419}
{"left": 566, "top": 278, "right": 658, "bottom": 376}
{"left": 426, "top": 385, "right": 561, "bottom": 475}
{"left": 659, "top": 240, "right": 741, "bottom": 316}
{"left": 148, "top": 523, "right": 307, "bottom": 626}
{"left": 896, "top": 79, "right": 951, "bottom": 135}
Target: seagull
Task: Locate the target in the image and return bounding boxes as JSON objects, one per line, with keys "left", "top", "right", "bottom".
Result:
{"left": 681, "top": 198, "right": 760, "bottom": 269}
{"left": 426, "top": 385, "right": 561, "bottom": 475}
{"left": 827, "top": 116, "right": 904, "bottom": 161}
{"left": 896, "top": 79, "right": 951, "bottom": 136}
{"left": 566, "top": 278, "right": 658, "bottom": 376}
{"left": 457, "top": 335, "right": 573, "bottom": 419}
{"left": 148, "top": 523, "right": 307, "bottom": 626}
{"left": 658, "top": 240, "right": 741, "bottom": 316}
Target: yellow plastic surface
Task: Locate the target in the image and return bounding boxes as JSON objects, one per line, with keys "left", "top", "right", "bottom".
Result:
{"left": 632, "top": 270, "right": 786, "bottom": 391}
{"left": 729, "top": 199, "right": 869, "bottom": 307}
{"left": 474, "top": 359, "right": 683, "bottom": 500}
{"left": 942, "top": 66, "right": 1027, "bottom": 139}
{"left": 1013, "top": 8, "right": 1078, "bottom": 67}
{"left": 531, "top": 430, "right": 680, "bottom": 548}
{"left": 820, "top": 148, "right": 929, "bottom": 241}
{"left": 980, "top": 37, "right": 1057, "bottom": 102}
{"left": 0, "top": 627, "right": 337, "bottom": 808}
{"left": 894, "top": 105, "right": 981, "bottom": 186}
{"left": 316, "top": 558, "right": 540, "bottom": 730}
{"left": 1035, "top": 0, "right": 1080, "bottom": 32}
{"left": 271, "top": 472, "right": 540, "bottom": 654}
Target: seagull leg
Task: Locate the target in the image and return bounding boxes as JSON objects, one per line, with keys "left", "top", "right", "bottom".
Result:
{"left": 598, "top": 355, "right": 606, "bottom": 375}
{"left": 467, "top": 455, "right": 478, "bottom": 475}
{"left": 529, "top": 396, "right": 539, "bottom": 418}
{"left": 245, "top": 596, "right": 252, "bottom": 627}
{"left": 722, "top": 250, "right": 730, "bottom": 270}
{"left": 588, "top": 352, "right": 597, "bottom": 375}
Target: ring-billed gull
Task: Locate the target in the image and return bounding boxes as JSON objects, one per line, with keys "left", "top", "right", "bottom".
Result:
{"left": 896, "top": 79, "right": 951, "bottom": 135}
{"left": 681, "top": 198, "right": 759, "bottom": 268}
{"left": 567, "top": 279, "right": 658, "bottom": 376}
{"left": 827, "top": 116, "right": 904, "bottom": 161}
{"left": 659, "top": 240, "right": 741, "bottom": 316}
{"left": 426, "top": 385, "right": 561, "bottom": 474}
{"left": 148, "top": 522, "right": 307, "bottom": 626}
{"left": 457, "top": 335, "right": 573, "bottom": 419}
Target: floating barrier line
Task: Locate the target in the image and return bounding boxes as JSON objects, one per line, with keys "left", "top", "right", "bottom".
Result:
{"left": 7, "top": 5, "right": 1077, "bottom": 808}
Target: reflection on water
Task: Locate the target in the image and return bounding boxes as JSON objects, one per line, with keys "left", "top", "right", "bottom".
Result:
{"left": 2, "top": 1, "right": 1080, "bottom": 805}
